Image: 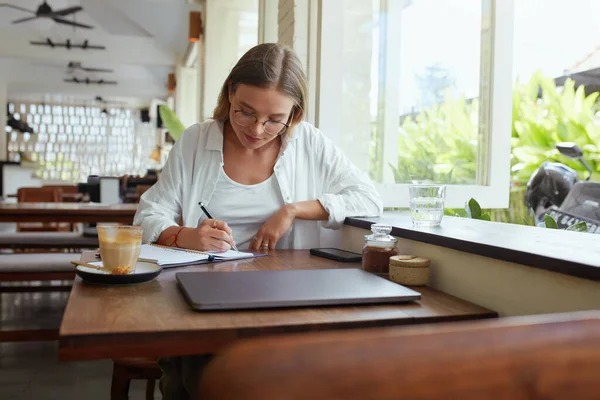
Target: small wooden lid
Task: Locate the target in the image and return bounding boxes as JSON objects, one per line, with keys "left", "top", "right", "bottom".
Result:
{"left": 389, "top": 255, "right": 430, "bottom": 268}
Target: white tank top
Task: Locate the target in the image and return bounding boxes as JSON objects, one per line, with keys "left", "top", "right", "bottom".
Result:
{"left": 206, "top": 167, "right": 291, "bottom": 250}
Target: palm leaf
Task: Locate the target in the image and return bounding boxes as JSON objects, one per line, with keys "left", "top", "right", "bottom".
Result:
{"left": 158, "top": 104, "right": 186, "bottom": 141}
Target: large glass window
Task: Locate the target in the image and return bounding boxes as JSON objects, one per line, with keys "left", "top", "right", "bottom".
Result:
{"left": 201, "top": 0, "right": 259, "bottom": 120}
{"left": 318, "top": 0, "right": 513, "bottom": 207}
{"left": 499, "top": 0, "right": 600, "bottom": 224}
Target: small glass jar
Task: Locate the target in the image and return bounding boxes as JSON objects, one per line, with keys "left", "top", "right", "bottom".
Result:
{"left": 362, "top": 224, "right": 398, "bottom": 274}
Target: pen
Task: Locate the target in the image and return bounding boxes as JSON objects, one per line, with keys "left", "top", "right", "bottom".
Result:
{"left": 198, "top": 202, "right": 240, "bottom": 253}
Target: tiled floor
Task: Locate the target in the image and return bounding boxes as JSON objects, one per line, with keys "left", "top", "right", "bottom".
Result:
{"left": 1, "top": 290, "right": 160, "bottom": 400}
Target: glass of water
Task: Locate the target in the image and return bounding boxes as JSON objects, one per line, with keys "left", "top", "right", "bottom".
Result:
{"left": 409, "top": 184, "right": 446, "bottom": 227}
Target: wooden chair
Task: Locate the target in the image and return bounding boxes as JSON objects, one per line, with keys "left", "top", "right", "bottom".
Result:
{"left": 135, "top": 184, "right": 153, "bottom": 203}
{"left": 17, "top": 187, "right": 63, "bottom": 232}
{"left": 199, "top": 311, "right": 600, "bottom": 400}
{"left": 43, "top": 184, "right": 78, "bottom": 193}
{"left": 111, "top": 358, "right": 162, "bottom": 400}
{"left": 43, "top": 184, "right": 81, "bottom": 202}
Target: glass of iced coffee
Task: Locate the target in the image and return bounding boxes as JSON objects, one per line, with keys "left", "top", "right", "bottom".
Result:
{"left": 97, "top": 225, "right": 143, "bottom": 274}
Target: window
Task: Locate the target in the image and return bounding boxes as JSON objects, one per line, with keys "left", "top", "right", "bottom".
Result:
{"left": 7, "top": 102, "right": 154, "bottom": 182}
{"left": 317, "top": 0, "right": 513, "bottom": 207}
{"left": 201, "top": 0, "right": 259, "bottom": 121}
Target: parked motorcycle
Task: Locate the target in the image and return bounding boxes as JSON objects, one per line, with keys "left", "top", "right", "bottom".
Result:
{"left": 525, "top": 142, "right": 599, "bottom": 234}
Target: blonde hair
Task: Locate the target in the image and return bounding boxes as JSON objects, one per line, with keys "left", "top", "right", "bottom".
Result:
{"left": 212, "top": 43, "right": 307, "bottom": 130}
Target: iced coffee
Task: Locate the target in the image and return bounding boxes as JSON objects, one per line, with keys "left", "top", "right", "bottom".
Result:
{"left": 97, "top": 225, "right": 143, "bottom": 274}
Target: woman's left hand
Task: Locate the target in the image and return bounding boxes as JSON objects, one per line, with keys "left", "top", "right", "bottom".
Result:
{"left": 251, "top": 205, "right": 296, "bottom": 251}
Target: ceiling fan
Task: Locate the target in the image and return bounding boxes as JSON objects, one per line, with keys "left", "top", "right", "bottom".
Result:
{"left": 65, "top": 77, "right": 117, "bottom": 85}
{"left": 95, "top": 96, "right": 127, "bottom": 105}
{"left": 68, "top": 61, "right": 113, "bottom": 73}
{"left": 0, "top": 1, "right": 94, "bottom": 29}
{"left": 30, "top": 38, "right": 105, "bottom": 50}
{"left": 94, "top": 96, "right": 127, "bottom": 114}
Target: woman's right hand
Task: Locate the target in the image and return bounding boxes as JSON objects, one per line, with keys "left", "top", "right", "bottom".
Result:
{"left": 159, "top": 220, "right": 234, "bottom": 251}
{"left": 187, "top": 219, "right": 234, "bottom": 251}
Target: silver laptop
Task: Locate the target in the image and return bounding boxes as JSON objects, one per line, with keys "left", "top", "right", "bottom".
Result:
{"left": 176, "top": 269, "right": 421, "bottom": 310}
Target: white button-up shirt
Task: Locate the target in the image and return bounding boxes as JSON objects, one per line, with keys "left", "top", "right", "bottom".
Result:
{"left": 134, "top": 119, "right": 383, "bottom": 249}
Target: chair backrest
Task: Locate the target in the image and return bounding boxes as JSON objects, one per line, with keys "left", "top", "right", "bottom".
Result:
{"left": 135, "top": 184, "right": 153, "bottom": 203}
{"left": 17, "top": 187, "right": 62, "bottom": 203}
{"left": 199, "top": 311, "right": 600, "bottom": 400}
{"left": 136, "top": 184, "right": 152, "bottom": 197}
{"left": 43, "top": 184, "right": 78, "bottom": 194}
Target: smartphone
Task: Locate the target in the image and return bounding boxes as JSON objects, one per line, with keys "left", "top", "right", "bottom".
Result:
{"left": 309, "top": 248, "right": 362, "bottom": 263}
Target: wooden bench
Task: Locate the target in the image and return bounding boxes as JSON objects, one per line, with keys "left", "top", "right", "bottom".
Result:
{"left": 0, "top": 252, "right": 77, "bottom": 289}
{"left": 0, "top": 231, "right": 98, "bottom": 250}
{"left": 199, "top": 311, "right": 600, "bottom": 400}
{"left": 0, "top": 252, "right": 79, "bottom": 342}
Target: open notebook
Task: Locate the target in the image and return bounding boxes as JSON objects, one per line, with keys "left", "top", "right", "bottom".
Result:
{"left": 138, "top": 244, "right": 262, "bottom": 268}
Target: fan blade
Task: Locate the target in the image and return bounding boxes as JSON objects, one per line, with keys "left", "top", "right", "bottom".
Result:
{"left": 30, "top": 38, "right": 55, "bottom": 48}
{"left": 49, "top": 6, "right": 83, "bottom": 17}
{"left": 52, "top": 17, "right": 93, "bottom": 29}
{"left": 12, "top": 16, "right": 41, "bottom": 24}
{"left": 0, "top": 4, "right": 36, "bottom": 14}
{"left": 82, "top": 67, "right": 114, "bottom": 73}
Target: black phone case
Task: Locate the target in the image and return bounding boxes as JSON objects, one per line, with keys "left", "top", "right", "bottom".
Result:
{"left": 309, "top": 248, "right": 362, "bottom": 263}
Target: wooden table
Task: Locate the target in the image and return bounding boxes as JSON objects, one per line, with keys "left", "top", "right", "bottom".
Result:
{"left": 0, "top": 203, "right": 138, "bottom": 223}
{"left": 7, "top": 192, "right": 84, "bottom": 202}
{"left": 59, "top": 250, "right": 496, "bottom": 361}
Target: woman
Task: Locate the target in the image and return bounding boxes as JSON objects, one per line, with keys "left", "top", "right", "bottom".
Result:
{"left": 134, "top": 43, "right": 382, "bottom": 398}
{"left": 135, "top": 43, "right": 381, "bottom": 252}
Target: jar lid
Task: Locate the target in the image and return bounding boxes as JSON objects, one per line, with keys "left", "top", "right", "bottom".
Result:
{"left": 389, "top": 255, "right": 430, "bottom": 268}
{"left": 364, "top": 223, "right": 397, "bottom": 243}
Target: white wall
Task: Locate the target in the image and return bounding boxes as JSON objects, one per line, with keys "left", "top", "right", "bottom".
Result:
{"left": 0, "top": 59, "right": 7, "bottom": 161}
{"left": 321, "top": 225, "right": 600, "bottom": 317}
{"left": 176, "top": 65, "right": 199, "bottom": 128}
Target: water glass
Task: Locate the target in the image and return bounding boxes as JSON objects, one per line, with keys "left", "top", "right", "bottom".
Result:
{"left": 409, "top": 184, "right": 446, "bottom": 227}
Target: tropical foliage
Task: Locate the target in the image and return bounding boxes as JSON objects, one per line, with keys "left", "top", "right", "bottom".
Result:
{"left": 392, "top": 71, "right": 600, "bottom": 224}
{"left": 391, "top": 95, "right": 478, "bottom": 184}
{"left": 158, "top": 104, "right": 186, "bottom": 141}
{"left": 445, "top": 198, "right": 589, "bottom": 232}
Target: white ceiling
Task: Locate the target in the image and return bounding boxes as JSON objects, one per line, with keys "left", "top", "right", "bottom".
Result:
{"left": 0, "top": 0, "right": 202, "bottom": 104}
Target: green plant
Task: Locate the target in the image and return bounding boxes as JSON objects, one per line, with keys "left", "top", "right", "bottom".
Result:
{"left": 510, "top": 71, "right": 600, "bottom": 186}
{"left": 446, "top": 198, "right": 589, "bottom": 232}
{"left": 445, "top": 198, "right": 490, "bottom": 221}
{"left": 392, "top": 70, "right": 600, "bottom": 225}
{"left": 392, "top": 93, "right": 478, "bottom": 184}
{"left": 158, "top": 104, "right": 186, "bottom": 141}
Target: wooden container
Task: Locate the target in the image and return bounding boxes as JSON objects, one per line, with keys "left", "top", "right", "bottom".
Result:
{"left": 389, "top": 255, "right": 430, "bottom": 286}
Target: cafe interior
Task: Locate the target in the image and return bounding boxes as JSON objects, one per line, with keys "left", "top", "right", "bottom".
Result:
{"left": 0, "top": 1, "right": 598, "bottom": 399}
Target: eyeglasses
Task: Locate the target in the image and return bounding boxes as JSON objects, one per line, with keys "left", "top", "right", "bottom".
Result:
{"left": 232, "top": 109, "right": 292, "bottom": 136}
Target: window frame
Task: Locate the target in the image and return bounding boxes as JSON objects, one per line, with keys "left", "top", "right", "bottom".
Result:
{"left": 314, "top": 0, "right": 514, "bottom": 208}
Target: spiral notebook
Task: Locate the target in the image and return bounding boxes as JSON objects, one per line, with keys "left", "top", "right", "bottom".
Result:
{"left": 138, "top": 244, "right": 263, "bottom": 268}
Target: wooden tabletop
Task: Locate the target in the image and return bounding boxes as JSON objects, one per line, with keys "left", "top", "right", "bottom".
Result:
{"left": 59, "top": 250, "right": 496, "bottom": 361}
{"left": 0, "top": 202, "right": 138, "bottom": 223}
